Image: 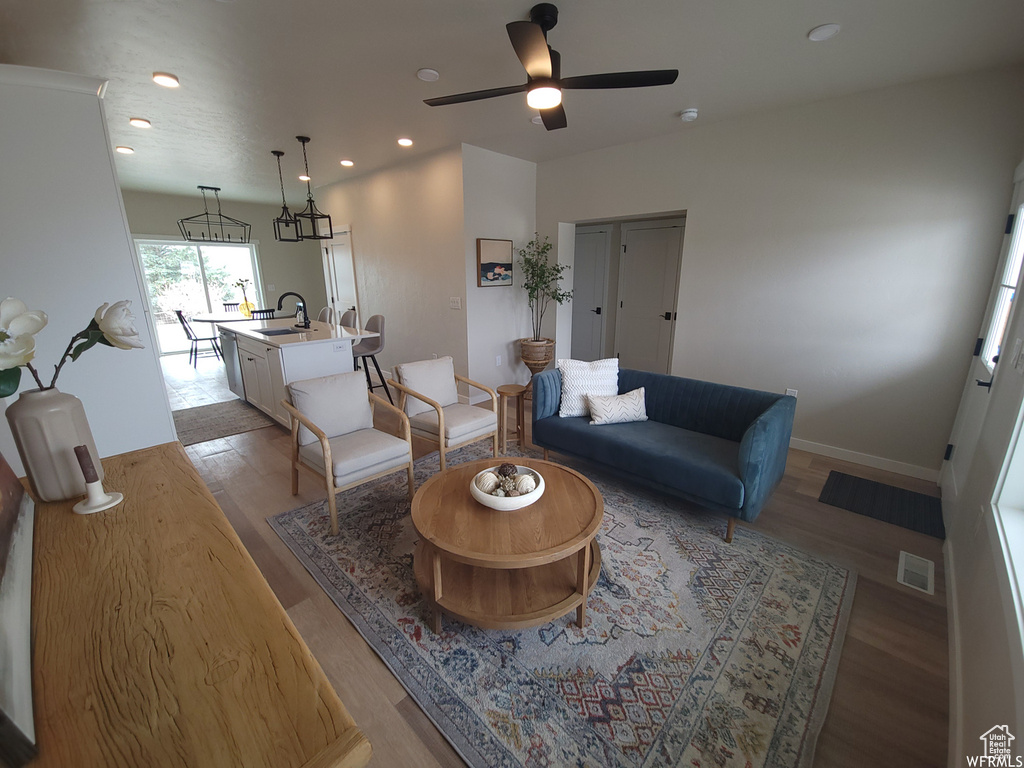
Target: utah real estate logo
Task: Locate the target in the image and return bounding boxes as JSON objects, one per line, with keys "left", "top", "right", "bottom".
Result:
{"left": 968, "top": 725, "right": 1022, "bottom": 767}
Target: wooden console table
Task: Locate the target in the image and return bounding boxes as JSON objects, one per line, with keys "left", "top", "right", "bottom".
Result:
{"left": 28, "top": 442, "right": 370, "bottom": 768}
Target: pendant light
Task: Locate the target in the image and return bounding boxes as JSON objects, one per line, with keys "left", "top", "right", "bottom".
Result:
{"left": 292, "top": 136, "right": 333, "bottom": 240}
{"left": 271, "top": 150, "right": 301, "bottom": 242}
{"left": 177, "top": 186, "right": 251, "bottom": 243}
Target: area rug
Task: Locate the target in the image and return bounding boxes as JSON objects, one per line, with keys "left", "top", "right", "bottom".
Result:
{"left": 818, "top": 470, "right": 945, "bottom": 539}
{"left": 172, "top": 399, "right": 278, "bottom": 446}
{"left": 270, "top": 444, "right": 856, "bottom": 768}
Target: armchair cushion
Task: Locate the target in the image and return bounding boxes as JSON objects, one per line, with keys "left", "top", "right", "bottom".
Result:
{"left": 409, "top": 403, "right": 498, "bottom": 443}
{"left": 288, "top": 372, "right": 373, "bottom": 446}
{"left": 299, "top": 428, "right": 411, "bottom": 486}
{"left": 394, "top": 356, "right": 459, "bottom": 417}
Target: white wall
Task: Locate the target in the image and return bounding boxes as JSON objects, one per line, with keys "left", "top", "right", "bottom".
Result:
{"left": 120, "top": 190, "right": 327, "bottom": 314}
{"left": 0, "top": 65, "right": 175, "bottom": 474}
{"left": 317, "top": 148, "right": 469, "bottom": 380}
{"left": 537, "top": 64, "right": 1024, "bottom": 476}
{"left": 462, "top": 144, "right": 536, "bottom": 396}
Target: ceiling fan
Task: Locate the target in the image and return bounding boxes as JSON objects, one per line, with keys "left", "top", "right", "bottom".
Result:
{"left": 424, "top": 3, "right": 678, "bottom": 130}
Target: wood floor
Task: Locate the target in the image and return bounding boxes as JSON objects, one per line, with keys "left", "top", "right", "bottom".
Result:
{"left": 170, "top": 364, "right": 949, "bottom": 767}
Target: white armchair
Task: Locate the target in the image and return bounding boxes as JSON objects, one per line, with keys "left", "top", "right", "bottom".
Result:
{"left": 283, "top": 371, "right": 414, "bottom": 535}
{"left": 389, "top": 355, "right": 498, "bottom": 471}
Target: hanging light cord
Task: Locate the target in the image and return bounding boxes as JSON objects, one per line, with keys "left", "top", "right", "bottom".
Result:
{"left": 300, "top": 139, "right": 315, "bottom": 200}
{"left": 276, "top": 153, "right": 288, "bottom": 205}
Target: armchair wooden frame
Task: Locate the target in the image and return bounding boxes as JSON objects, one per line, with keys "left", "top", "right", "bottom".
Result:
{"left": 282, "top": 392, "right": 415, "bottom": 536}
{"left": 387, "top": 373, "right": 499, "bottom": 472}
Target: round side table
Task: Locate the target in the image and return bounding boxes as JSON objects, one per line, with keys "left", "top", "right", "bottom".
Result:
{"left": 496, "top": 384, "right": 527, "bottom": 453}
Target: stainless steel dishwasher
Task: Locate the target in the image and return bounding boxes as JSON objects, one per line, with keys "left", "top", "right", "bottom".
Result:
{"left": 219, "top": 328, "right": 245, "bottom": 398}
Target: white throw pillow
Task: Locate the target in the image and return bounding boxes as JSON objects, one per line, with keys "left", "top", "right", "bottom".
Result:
{"left": 588, "top": 387, "right": 648, "bottom": 425}
{"left": 395, "top": 355, "right": 460, "bottom": 417}
{"left": 557, "top": 358, "right": 619, "bottom": 418}
{"left": 288, "top": 372, "right": 374, "bottom": 446}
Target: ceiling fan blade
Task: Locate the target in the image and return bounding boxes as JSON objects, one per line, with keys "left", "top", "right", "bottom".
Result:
{"left": 560, "top": 70, "right": 679, "bottom": 90}
{"left": 506, "top": 20, "right": 552, "bottom": 79}
{"left": 540, "top": 103, "right": 567, "bottom": 131}
{"left": 424, "top": 83, "right": 527, "bottom": 107}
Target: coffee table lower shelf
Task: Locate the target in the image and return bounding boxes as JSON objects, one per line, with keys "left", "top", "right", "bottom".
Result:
{"left": 413, "top": 540, "right": 602, "bottom": 632}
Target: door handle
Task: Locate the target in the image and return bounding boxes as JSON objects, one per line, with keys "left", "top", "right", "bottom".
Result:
{"left": 976, "top": 378, "right": 993, "bottom": 388}
{"left": 591, "top": 307, "right": 601, "bottom": 315}
{"left": 662, "top": 312, "right": 672, "bottom": 320}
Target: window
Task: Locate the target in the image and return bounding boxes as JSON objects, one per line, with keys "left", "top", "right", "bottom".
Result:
{"left": 982, "top": 206, "right": 1024, "bottom": 371}
{"left": 134, "top": 240, "right": 262, "bottom": 355}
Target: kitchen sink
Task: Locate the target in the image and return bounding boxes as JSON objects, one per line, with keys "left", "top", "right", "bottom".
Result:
{"left": 257, "top": 328, "right": 305, "bottom": 337}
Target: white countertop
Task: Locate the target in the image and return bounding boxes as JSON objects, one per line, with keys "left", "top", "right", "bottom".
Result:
{"left": 216, "top": 317, "right": 378, "bottom": 349}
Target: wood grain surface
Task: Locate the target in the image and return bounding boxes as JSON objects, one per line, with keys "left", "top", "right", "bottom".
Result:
{"left": 28, "top": 442, "right": 370, "bottom": 768}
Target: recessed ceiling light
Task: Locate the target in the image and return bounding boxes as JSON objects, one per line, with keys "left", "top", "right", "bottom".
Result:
{"left": 152, "top": 72, "right": 180, "bottom": 88}
{"left": 397, "top": 138, "right": 413, "bottom": 147}
{"left": 417, "top": 68, "right": 440, "bottom": 82}
{"left": 340, "top": 159, "right": 354, "bottom": 167}
{"left": 298, "top": 173, "right": 311, "bottom": 181}
{"left": 129, "top": 117, "right": 152, "bottom": 128}
{"left": 807, "top": 23, "right": 841, "bottom": 42}
{"left": 531, "top": 115, "right": 544, "bottom": 125}
{"left": 115, "top": 146, "right": 135, "bottom": 154}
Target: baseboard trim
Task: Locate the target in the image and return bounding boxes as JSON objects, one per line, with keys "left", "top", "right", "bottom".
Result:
{"left": 943, "top": 538, "right": 963, "bottom": 768}
{"left": 789, "top": 438, "right": 940, "bottom": 483}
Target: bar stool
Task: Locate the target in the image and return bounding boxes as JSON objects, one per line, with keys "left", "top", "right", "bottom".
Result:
{"left": 497, "top": 384, "right": 527, "bottom": 453}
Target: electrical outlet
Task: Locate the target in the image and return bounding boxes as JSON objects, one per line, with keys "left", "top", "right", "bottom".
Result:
{"left": 449, "top": 297, "right": 462, "bottom": 310}
{"left": 333, "top": 343, "right": 346, "bottom": 353}
{"left": 496, "top": 355, "right": 502, "bottom": 367}
{"left": 786, "top": 388, "right": 798, "bottom": 398}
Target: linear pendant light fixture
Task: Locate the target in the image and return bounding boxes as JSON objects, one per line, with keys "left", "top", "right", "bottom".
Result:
{"left": 292, "top": 136, "right": 333, "bottom": 240}
{"left": 271, "top": 150, "right": 301, "bottom": 242}
{"left": 177, "top": 185, "right": 251, "bottom": 243}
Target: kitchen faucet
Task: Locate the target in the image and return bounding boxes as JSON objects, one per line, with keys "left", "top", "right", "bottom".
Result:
{"left": 277, "top": 292, "right": 310, "bottom": 328}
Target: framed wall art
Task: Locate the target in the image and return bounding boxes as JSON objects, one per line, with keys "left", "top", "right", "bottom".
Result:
{"left": 0, "top": 450, "right": 36, "bottom": 767}
{"left": 477, "top": 238, "right": 513, "bottom": 287}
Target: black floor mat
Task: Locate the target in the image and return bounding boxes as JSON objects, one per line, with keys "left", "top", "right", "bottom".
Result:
{"left": 818, "top": 470, "right": 945, "bottom": 539}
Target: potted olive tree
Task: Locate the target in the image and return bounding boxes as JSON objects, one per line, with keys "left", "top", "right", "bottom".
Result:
{"left": 518, "top": 233, "right": 572, "bottom": 379}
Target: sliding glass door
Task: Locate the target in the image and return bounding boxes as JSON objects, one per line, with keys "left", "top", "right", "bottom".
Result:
{"left": 135, "top": 240, "right": 262, "bottom": 355}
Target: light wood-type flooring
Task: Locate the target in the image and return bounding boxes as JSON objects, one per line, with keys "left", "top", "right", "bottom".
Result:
{"left": 169, "top": 362, "right": 948, "bottom": 767}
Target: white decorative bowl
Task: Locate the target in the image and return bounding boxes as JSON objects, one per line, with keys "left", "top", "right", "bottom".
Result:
{"left": 470, "top": 466, "right": 545, "bottom": 511}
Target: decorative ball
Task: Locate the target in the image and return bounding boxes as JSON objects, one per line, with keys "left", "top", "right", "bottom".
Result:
{"left": 475, "top": 471, "right": 500, "bottom": 493}
{"left": 515, "top": 473, "right": 537, "bottom": 494}
{"left": 497, "top": 462, "right": 517, "bottom": 477}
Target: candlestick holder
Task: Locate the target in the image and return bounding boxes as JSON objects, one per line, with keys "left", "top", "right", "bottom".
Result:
{"left": 72, "top": 444, "right": 123, "bottom": 515}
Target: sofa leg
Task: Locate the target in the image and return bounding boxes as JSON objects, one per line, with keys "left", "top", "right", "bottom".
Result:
{"left": 725, "top": 517, "right": 736, "bottom": 543}
{"left": 543, "top": 448, "right": 549, "bottom": 461}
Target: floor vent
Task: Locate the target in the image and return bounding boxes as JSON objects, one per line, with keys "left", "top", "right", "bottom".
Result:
{"left": 897, "top": 551, "right": 935, "bottom": 595}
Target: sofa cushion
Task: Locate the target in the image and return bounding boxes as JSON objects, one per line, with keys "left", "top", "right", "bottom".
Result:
{"left": 534, "top": 416, "right": 745, "bottom": 509}
{"left": 589, "top": 387, "right": 648, "bottom": 425}
{"left": 557, "top": 358, "right": 618, "bottom": 418}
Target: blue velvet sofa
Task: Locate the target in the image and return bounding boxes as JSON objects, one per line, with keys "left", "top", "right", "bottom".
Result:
{"left": 532, "top": 368, "right": 797, "bottom": 541}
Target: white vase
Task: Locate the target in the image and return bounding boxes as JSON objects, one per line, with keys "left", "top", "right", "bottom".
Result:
{"left": 5, "top": 388, "right": 104, "bottom": 502}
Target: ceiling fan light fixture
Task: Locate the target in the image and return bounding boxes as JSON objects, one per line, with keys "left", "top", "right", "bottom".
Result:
{"left": 527, "top": 84, "right": 561, "bottom": 110}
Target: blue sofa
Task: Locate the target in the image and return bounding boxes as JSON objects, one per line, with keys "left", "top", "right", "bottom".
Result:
{"left": 532, "top": 368, "right": 796, "bottom": 541}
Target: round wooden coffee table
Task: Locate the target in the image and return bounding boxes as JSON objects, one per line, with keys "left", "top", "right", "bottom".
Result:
{"left": 411, "top": 457, "right": 603, "bottom": 633}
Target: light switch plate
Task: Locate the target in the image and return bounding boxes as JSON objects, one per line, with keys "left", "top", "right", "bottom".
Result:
{"left": 449, "top": 297, "right": 462, "bottom": 310}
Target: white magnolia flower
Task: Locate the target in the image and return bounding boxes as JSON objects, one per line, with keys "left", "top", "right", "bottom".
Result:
{"left": 0, "top": 332, "right": 36, "bottom": 371}
{"left": 0, "top": 297, "right": 48, "bottom": 372}
{"left": 0, "top": 297, "right": 48, "bottom": 338}
{"left": 94, "top": 300, "right": 145, "bottom": 350}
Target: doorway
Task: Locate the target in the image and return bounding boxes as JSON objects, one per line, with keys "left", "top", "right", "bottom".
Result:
{"left": 570, "top": 226, "right": 611, "bottom": 361}
{"left": 322, "top": 229, "right": 359, "bottom": 326}
{"left": 134, "top": 239, "right": 263, "bottom": 356}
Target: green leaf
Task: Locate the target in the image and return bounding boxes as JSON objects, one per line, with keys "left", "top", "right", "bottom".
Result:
{"left": 70, "top": 329, "right": 106, "bottom": 361}
{"left": 0, "top": 367, "right": 22, "bottom": 398}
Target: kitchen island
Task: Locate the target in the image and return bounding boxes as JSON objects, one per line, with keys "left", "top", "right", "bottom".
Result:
{"left": 217, "top": 318, "right": 378, "bottom": 427}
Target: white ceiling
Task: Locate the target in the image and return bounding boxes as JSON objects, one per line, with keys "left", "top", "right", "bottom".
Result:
{"left": 3, "top": 0, "right": 1023, "bottom": 205}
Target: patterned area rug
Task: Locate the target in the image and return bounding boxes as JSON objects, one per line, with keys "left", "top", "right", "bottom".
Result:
{"left": 172, "top": 399, "right": 279, "bottom": 446}
{"left": 269, "top": 444, "right": 855, "bottom": 768}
